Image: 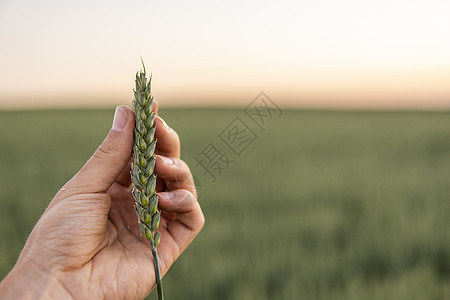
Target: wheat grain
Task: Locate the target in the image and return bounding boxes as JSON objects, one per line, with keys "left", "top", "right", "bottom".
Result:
{"left": 131, "top": 62, "right": 164, "bottom": 300}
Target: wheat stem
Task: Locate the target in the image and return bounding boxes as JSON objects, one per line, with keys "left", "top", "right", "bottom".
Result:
{"left": 152, "top": 247, "right": 164, "bottom": 300}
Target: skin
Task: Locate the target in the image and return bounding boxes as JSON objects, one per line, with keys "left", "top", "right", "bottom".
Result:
{"left": 0, "top": 102, "right": 205, "bottom": 300}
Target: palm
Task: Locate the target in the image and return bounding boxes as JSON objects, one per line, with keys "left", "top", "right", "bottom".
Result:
{"left": 88, "top": 185, "right": 158, "bottom": 299}
{"left": 53, "top": 182, "right": 183, "bottom": 299}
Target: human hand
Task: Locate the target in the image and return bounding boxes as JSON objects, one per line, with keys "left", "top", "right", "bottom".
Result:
{"left": 0, "top": 103, "right": 204, "bottom": 300}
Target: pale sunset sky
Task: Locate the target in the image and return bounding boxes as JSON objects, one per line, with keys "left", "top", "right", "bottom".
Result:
{"left": 1, "top": 0, "right": 450, "bottom": 109}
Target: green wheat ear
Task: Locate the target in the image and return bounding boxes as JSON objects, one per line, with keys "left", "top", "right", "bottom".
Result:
{"left": 131, "top": 62, "right": 164, "bottom": 300}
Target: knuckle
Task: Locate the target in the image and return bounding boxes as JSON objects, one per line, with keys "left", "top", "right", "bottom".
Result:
{"left": 179, "top": 189, "right": 196, "bottom": 206}
{"left": 94, "top": 136, "right": 114, "bottom": 160}
{"left": 171, "top": 157, "right": 184, "bottom": 167}
{"left": 198, "top": 211, "right": 205, "bottom": 230}
{"left": 171, "top": 159, "right": 192, "bottom": 180}
{"left": 172, "top": 130, "right": 180, "bottom": 144}
{"left": 92, "top": 146, "right": 109, "bottom": 160}
{"left": 177, "top": 159, "right": 191, "bottom": 174}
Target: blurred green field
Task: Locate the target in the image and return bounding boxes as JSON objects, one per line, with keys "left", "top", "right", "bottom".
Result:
{"left": 0, "top": 108, "right": 449, "bottom": 299}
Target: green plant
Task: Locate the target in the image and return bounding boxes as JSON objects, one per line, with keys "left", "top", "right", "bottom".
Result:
{"left": 131, "top": 63, "right": 164, "bottom": 300}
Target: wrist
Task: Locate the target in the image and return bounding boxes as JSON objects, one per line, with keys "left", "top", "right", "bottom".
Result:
{"left": 0, "top": 259, "right": 73, "bottom": 300}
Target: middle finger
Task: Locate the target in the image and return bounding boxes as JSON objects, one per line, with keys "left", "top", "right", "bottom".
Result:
{"left": 155, "top": 155, "right": 197, "bottom": 197}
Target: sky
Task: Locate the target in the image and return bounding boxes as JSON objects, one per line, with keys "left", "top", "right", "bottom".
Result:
{"left": 0, "top": 0, "right": 450, "bottom": 109}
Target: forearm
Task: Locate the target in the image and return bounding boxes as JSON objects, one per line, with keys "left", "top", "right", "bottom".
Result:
{"left": 0, "top": 260, "right": 73, "bottom": 300}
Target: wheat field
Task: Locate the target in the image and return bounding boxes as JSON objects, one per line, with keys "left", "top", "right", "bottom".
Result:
{"left": 0, "top": 108, "right": 449, "bottom": 299}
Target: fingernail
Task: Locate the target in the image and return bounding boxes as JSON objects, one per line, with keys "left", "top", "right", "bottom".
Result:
{"left": 112, "top": 106, "right": 128, "bottom": 132}
{"left": 160, "top": 156, "right": 174, "bottom": 165}
{"left": 166, "top": 192, "right": 175, "bottom": 199}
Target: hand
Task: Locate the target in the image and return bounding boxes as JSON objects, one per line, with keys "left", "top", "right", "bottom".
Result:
{"left": 0, "top": 103, "right": 204, "bottom": 300}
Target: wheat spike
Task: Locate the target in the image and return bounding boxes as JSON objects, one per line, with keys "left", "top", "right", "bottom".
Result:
{"left": 131, "top": 62, "right": 164, "bottom": 300}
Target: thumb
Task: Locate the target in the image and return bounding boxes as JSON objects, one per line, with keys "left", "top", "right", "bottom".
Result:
{"left": 64, "top": 105, "right": 135, "bottom": 194}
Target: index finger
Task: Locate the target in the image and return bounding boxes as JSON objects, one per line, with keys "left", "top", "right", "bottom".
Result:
{"left": 154, "top": 116, "right": 180, "bottom": 158}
